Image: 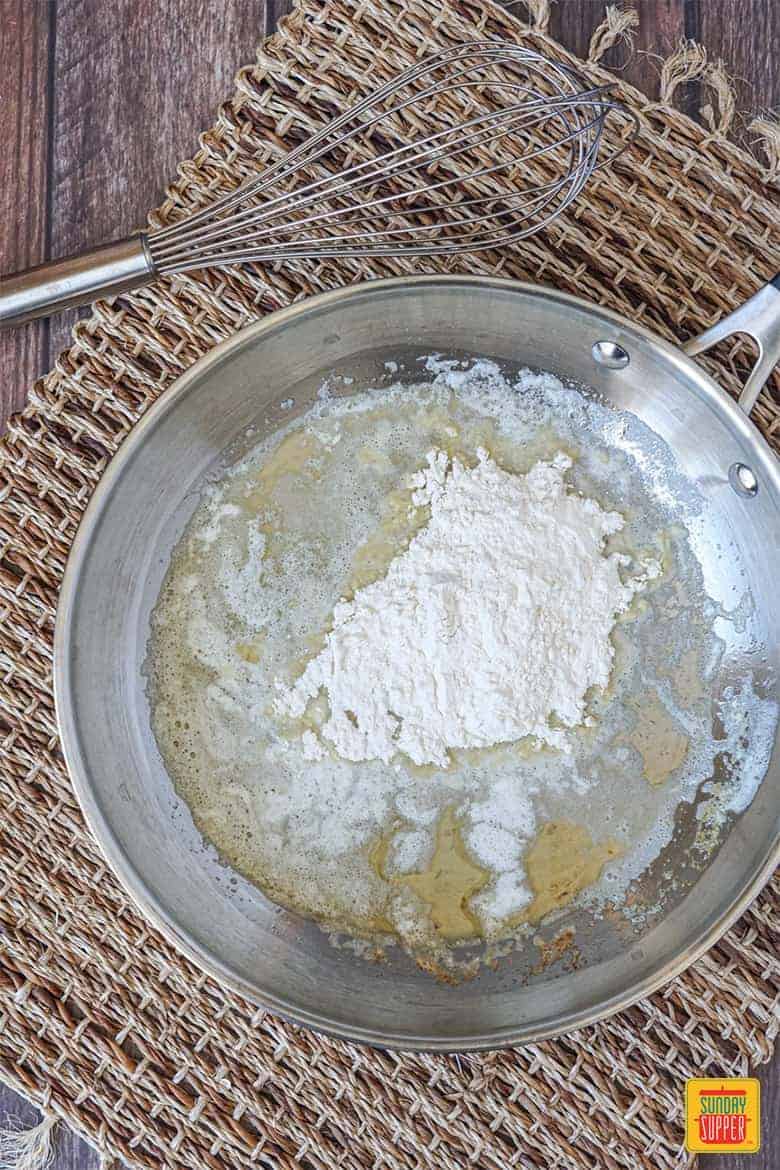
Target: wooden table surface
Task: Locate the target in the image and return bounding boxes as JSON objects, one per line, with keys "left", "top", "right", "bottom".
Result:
{"left": 1, "top": 1, "right": 777, "bottom": 1166}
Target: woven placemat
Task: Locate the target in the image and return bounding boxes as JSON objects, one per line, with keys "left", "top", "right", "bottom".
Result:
{"left": 1, "top": 1, "right": 778, "bottom": 1167}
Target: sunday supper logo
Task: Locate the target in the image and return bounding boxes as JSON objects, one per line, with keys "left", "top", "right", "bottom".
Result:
{"left": 685, "top": 1078, "right": 760, "bottom": 1153}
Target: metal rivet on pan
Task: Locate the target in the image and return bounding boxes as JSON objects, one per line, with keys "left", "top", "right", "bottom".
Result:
{"left": 729, "top": 462, "right": 759, "bottom": 498}
{"left": 591, "top": 340, "right": 630, "bottom": 369}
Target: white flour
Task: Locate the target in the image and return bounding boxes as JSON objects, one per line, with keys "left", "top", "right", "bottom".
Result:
{"left": 277, "top": 448, "right": 655, "bottom": 768}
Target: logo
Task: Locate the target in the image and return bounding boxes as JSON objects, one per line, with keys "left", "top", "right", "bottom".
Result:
{"left": 685, "top": 1078, "right": 760, "bottom": 1154}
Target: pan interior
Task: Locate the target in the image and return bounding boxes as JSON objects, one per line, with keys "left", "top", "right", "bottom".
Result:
{"left": 145, "top": 358, "right": 774, "bottom": 979}
{"left": 57, "top": 278, "right": 780, "bottom": 1047}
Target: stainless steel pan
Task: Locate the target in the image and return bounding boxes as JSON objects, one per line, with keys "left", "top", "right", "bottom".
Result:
{"left": 54, "top": 275, "right": 780, "bottom": 1050}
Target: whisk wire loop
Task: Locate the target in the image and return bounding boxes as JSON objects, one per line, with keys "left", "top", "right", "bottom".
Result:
{"left": 148, "top": 41, "right": 635, "bottom": 273}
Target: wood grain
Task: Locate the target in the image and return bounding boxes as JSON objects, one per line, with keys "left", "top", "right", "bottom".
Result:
{"left": 46, "top": 0, "right": 267, "bottom": 363}
{"left": 0, "top": 3, "right": 777, "bottom": 1168}
{"left": 0, "top": 0, "right": 53, "bottom": 422}
{"left": 265, "top": 0, "right": 295, "bottom": 36}
{"left": 696, "top": 0, "right": 780, "bottom": 139}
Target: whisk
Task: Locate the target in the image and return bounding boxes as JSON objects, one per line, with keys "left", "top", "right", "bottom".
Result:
{"left": 0, "top": 41, "right": 635, "bottom": 328}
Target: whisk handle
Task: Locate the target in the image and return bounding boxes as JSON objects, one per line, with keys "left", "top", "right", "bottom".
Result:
{"left": 0, "top": 236, "right": 156, "bottom": 329}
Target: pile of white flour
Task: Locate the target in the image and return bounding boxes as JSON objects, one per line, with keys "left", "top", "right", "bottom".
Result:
{"left": 278, "top": 449, "right": 653, "bottom": 767}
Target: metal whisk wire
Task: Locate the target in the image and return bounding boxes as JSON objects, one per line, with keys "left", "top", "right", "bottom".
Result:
{"left": 0, "top": 40, "right": 637, "bottom": 329}
{"left": 149, "top": 42, "right": 634, "bottom": 270}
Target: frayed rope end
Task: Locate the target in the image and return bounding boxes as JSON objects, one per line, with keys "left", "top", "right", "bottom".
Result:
{"left": 658, "top": 40, "right": 737, "bottom": 139}
{"left": 659, "top": 38, "right": 709, "bottom": 105}
{"left": 588, "top": 5, "right": 639, "bottom": 64}
{"left": 503, "top": 0, "right": 552, "bottom": 34}
{"left": 525, "top": 0, "right": 551, "bottom": 33}
{"left": 749, "top": 116, "right": 780, "bottom": 184}
{"left": 0, "top": 1116, "right": 57, "bottom": 1170}
{"left": 700, "top": 59, "right": 736, "bottom": 137}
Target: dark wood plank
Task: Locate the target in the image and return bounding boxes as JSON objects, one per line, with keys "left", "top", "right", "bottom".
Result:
{"left": 264, "top": 0, "right": 295, "bottom": 36}
{"left": 46, "top": 0, "right": 267, "bottom": 365}
{"left": 0, "top": 0, "right": 53, "bottom": 431}
{"left": 0, "top": 1087, "right": 39, "bottom": 1139}
{"left": 547, "top": 0, "right": 698, "bottom": 114}
{"left": 631, "top": 0, "right": 691, "bottom": 108}
{"left": 0, "top": 1083, "right": 100, "bottom": 1169}
{"left": 695, "top": 0, "right": 780, "bottom": 144}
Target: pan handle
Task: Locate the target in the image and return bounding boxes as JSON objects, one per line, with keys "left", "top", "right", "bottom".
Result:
{"left": 683, "top": 275, "right": 780, "bottom": 416}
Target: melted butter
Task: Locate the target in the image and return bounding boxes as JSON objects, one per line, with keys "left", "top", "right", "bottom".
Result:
{"left": 414, "top": 403, "right": 461, "bottom": 451}
{"left": 344, "top": 487, "right": 429, "bottom": 596}
{"left": 398, "top": 759, "right": 445, "bottom": 780}
{"left": 671, "top": 646, "right": 706, "bottom": 707}
{"left": 607, "top": 523, "right": 671, "bottom": 585}
{"left": 260, "top": 871, "right": 397, "bottom": 940}
{"left": 514, "top": 820, "right": 621, "bottom": 925}
{"left": 452, "top": 738, "right": 540, "bottom": 769}
{"left": 627, "top": 692, "right": 689, "bottom": 787}
{"left": 357, "top": 446, "right": 395, "bottom": 471}
{"left": 372, "top": 807, "right": 490, "bottom": 941}
{"left": 368, "top": 822, "right": 395, "bottom": 878}
{"left": 400, "top": 808, "right": 489, "bottom": 940}
{"left": 243, "top": 430, "right": 324, "bottom": 514}
{"left": 255, "top": 429, "right": 323, "bottom": 489}
{"left": 236, "top": 632, "right": 266, "bottom": 664}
